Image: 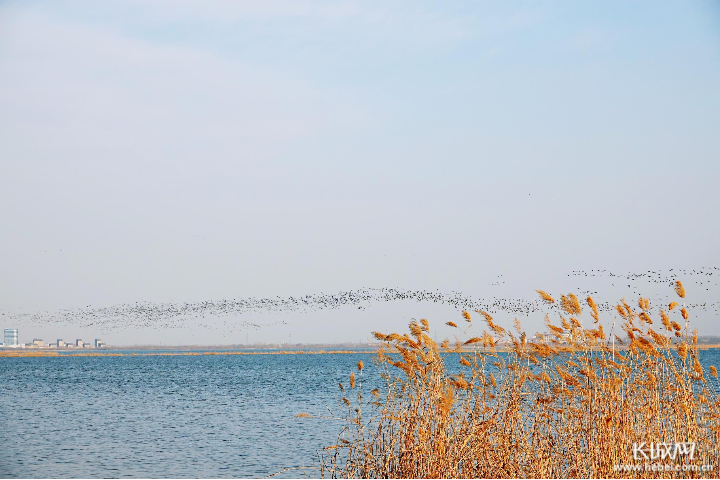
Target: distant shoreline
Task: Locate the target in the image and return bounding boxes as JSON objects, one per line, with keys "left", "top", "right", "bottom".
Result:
{"left": 0, "top": 348, "right": 377, "bottom": 357}
{"left": 2, "top": 344, "right": 720, "bottom": 358}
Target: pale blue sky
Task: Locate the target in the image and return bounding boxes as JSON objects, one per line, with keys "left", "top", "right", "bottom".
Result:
{"left": 1, "top": 1, "right": 719, "bottom": 345}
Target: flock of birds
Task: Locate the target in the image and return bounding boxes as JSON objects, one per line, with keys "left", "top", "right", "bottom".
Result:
{"left": 2, "top": 268, "right": 718, "bottom": 333}
{"left": 569, "top": 267, "right": 719, "bottom": 288}
{"left": 569, "top": 267, "right": 720, "bottom": 302}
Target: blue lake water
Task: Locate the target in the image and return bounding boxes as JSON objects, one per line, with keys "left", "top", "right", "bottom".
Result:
{"left": 0, "top": 353, "right": 380, "bottom": 478}
{"left": 1, "top": 349, "right": 718, "bottom": 478}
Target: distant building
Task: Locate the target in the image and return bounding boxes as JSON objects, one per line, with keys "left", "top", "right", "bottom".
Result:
{"left": 57, "top": 339, "right": 65, "bottom": 348}
{"left": 33, "top": 339, "right": 44, "bottom": 347}
{"left": 532, "top": 333, "right": 552, "bottom": 342}
{"left": 4, "top": 328, "right": 18, "bottom": 347}
{"left": 83, "top": 342, "right": 91, "bottom": 348}
{"left": 531, "top": 332, "right": 572, "bottom": 344}
{"left": 94, "top": 339, "right": 101, "bottom": 348}
{"left": 76, "top": 339, "right": 83, "bottom": 347}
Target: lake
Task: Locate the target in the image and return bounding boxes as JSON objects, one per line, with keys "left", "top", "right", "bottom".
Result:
{"left": 1, "top": 349, "right": 718, "bottom": 478}
{"left": 0, "top": 353, "right": 380, "bottom": 478}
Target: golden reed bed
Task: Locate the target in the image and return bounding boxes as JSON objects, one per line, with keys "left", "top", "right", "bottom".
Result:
{"left": 298, "top": 281, "right": 720, "bottom": 478}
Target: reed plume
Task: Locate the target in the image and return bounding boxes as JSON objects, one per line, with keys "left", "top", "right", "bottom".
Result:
{"left": 536, "top": 290, "right": 555, "bottom": 303}
{"left": 675, "top": 280, "right": 686, "bottom": 298}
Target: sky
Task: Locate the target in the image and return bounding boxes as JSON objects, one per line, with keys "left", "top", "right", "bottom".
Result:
{"left": 1, "top": 1, "right": 719, "bottom": 346}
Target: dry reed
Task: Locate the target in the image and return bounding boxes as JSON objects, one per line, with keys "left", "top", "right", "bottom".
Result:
{"left": 315, "top": 283, "right": 720, "bottom": 478}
